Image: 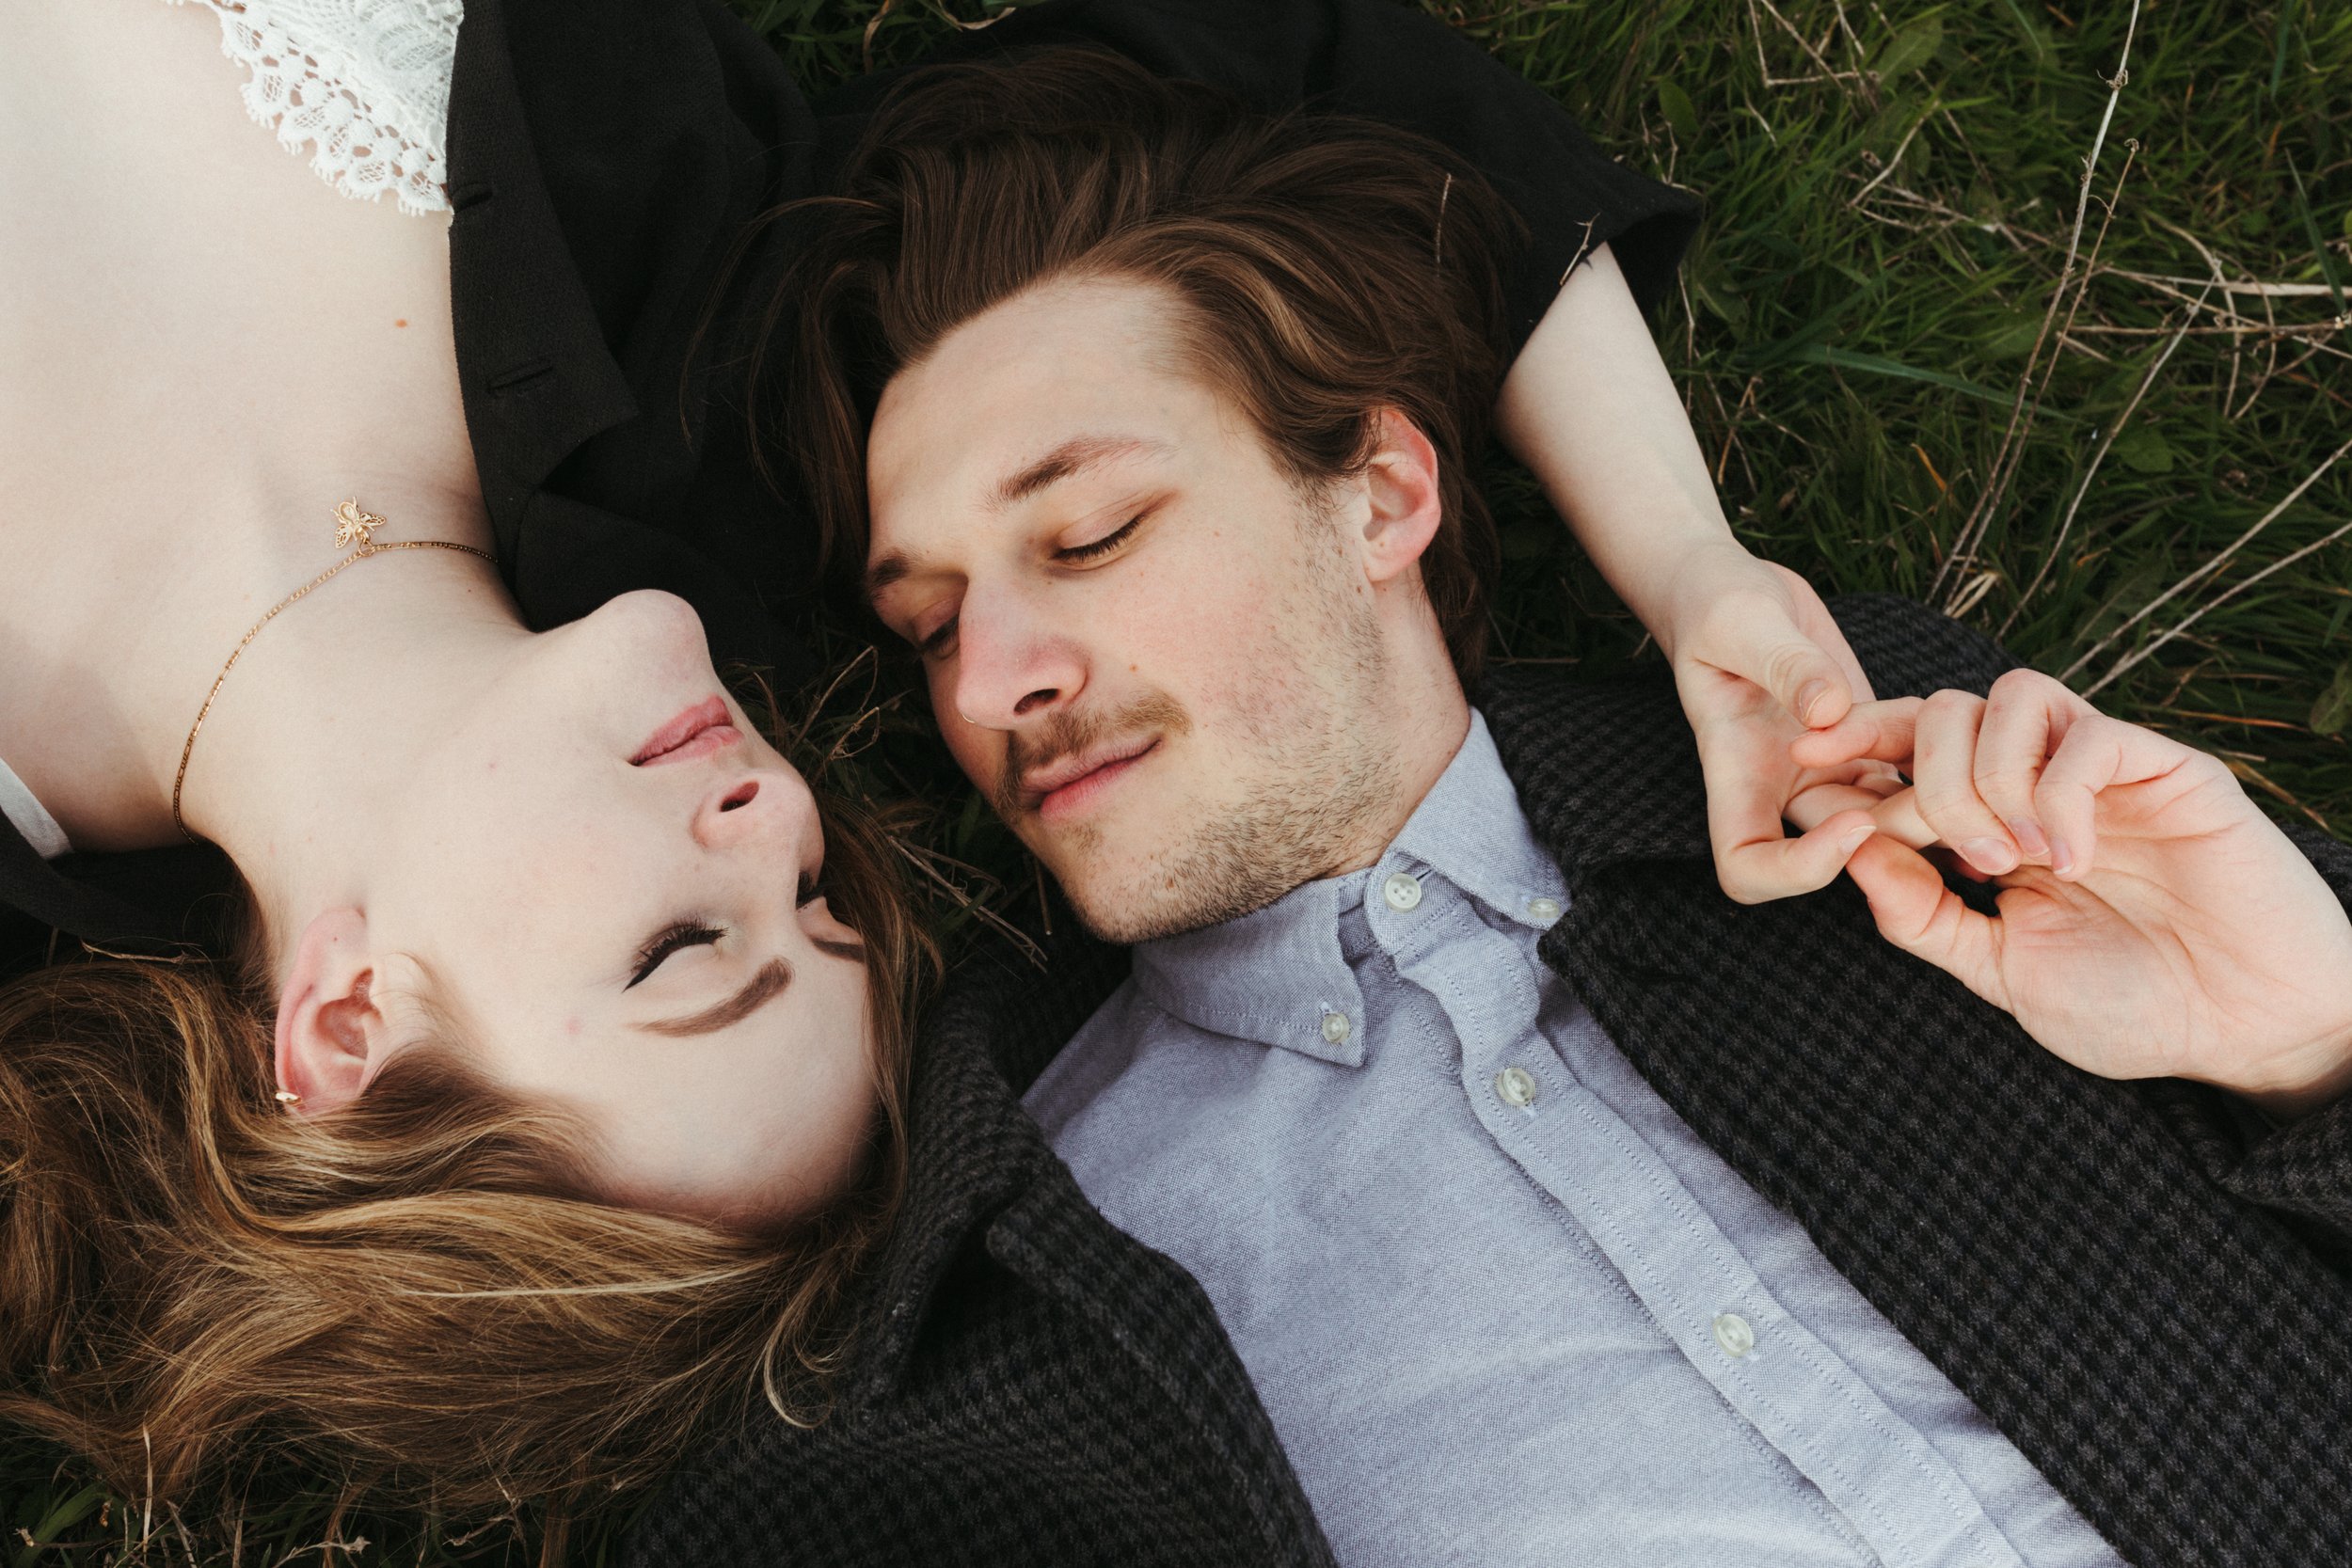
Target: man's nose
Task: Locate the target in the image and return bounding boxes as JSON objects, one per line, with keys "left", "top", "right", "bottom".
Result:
{"left": 947, "top": 588, "right": 1086, "bottom": 733}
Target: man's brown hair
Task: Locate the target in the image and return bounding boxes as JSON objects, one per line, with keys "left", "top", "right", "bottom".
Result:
{"left": 764, "top": 47, "right": 1522, "bottom": 682}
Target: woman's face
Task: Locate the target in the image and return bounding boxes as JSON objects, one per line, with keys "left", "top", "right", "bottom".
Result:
{"left": 359, "top": 591, "right": 879, "bottom": 1226}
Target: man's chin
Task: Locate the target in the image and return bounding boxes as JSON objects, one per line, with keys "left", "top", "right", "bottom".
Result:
{"left": 1050, "top": 847, "right": 1293, "bottom": 946}
{"left": 1041, "top": 843, "right": 1191, "bottom": 945}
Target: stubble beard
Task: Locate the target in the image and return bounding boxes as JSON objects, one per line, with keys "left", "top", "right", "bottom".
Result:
{"left": 1037, "top": 507, "right": 1404, "bottom": 945}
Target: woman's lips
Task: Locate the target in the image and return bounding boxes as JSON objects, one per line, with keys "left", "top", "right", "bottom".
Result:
{"left": 644, "top": 723, "right": 740, "bottom": 766}
{"left": 632, "top": 696, "right": 735, "bottom": 766}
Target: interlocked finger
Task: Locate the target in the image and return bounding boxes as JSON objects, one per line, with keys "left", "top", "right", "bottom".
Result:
{"left": 1909, "top": 690, "right": 2018, "bottom": 875}
{"left": 1972, "top": 671, "right": 2082, "bottom": 865}
{"left": 2032, "top": 709, "right": 2201, "bottom": 879}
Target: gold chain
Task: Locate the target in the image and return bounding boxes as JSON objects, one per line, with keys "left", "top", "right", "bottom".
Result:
{"left": 171, "top": 503, "right": 495, "bottom": 845}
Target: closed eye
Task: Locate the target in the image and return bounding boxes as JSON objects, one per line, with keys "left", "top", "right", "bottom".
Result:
{"left": 628, "top": 921, "right": 723, "bottom": 989}
{"left": 1055, "top": 514, "right": 1142, "bottom": 564}
{"left": 918, "top": 613, "right": 959, "bottom": 660}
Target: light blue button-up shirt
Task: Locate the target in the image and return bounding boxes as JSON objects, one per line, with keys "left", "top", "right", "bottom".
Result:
{"left": 1025, "top": 713, "right": 2124, "bottom": 1568}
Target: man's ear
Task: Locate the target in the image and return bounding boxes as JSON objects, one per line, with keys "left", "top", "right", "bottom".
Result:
{"left": 1355, "top": 407, "right": 1445, "bottom": 588}
{"left": 273, "top": 910, "right": 426, "bottom": 1117}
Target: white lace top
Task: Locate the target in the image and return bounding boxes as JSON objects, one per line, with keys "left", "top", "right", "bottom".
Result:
{"left": 169, "top": 0, "right": 462, "bottom": 216}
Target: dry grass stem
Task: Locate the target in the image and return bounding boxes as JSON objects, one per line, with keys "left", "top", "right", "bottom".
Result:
{"left": 2085, "top": 512, "right": 2352, "bottom": 701}
{"left": 2004, "top": 280, "right": 2215, "bottom": 632}
{"left": 2064, "top": 431, "right": 2352, "bottom": 688}
{"left": 1933, "top": 0, "right": 2143, "bottom": 602}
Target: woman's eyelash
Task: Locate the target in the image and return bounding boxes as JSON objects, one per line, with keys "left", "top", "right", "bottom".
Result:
{"left": 1057, "top": 514, "right": 1142, "bottom": 563}
{"left": 797, "top": 872, "right": 819, "bottom": 908}
{"left": 628, "top": 921, "right": 723, "bottom": 989}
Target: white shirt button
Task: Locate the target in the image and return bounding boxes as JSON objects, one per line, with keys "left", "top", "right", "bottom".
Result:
{"left": 1712, "top": 1312, "right": 1756, "bottom": 1358}
{"left": 1321, "top": 1011, "right": 1352, "bottom": 1046}
{"left": 1382, "top": 871, "right": 1423, "bottom": 911}
{"left": 1527, "top": 896, "right": 1563, "bottom": 923}
{"left": 1494, "top": 1066, "right": 1538, "bottom": 1107}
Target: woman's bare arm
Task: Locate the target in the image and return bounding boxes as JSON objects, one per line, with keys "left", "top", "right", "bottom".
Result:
{"left": 1498, "top": 245, "right": 1886, "bottom": 901}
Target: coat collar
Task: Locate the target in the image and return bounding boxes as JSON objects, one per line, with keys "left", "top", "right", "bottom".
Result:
{"left": 1478, "top": 665, "right": 1713, "bottom": 884}
{"left": 836, "top": 924, "right": 1127, "bottom": 1412}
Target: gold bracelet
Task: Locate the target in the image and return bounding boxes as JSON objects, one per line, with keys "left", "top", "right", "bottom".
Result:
{"left": 172, "top": 501, "right": 494, "bottom": 845}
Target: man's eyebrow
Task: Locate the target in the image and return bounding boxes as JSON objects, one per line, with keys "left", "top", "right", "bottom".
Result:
{"left": 634, "top": 957, "right": 793, "bottom": 1038}
{"left": 865, "top": 550, "right": 915, "bottom": 601}
{"left": 992, "top": 435, "right": 1168, "bottom": 511}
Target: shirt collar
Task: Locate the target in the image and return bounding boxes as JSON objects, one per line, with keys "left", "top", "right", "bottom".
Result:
{"left": 1387, "top": 710, "right": 1569, "bottom": 932}
{"left": 1129, "top": 711, "right": 1566, "bottom": 1066}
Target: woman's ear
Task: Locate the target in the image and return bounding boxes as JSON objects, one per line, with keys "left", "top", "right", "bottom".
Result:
{"left": 273, "top": 910, "right": 423, "bottom": 1117}
{"left": 1355, "top": 407, "right": 1445, "bottom": 587}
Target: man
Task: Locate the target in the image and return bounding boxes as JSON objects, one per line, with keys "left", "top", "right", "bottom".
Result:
{"left": 631, "top": 46, "right": 2352, "bottom": 1568}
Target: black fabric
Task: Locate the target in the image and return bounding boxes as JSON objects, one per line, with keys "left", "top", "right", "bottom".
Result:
{"left": 631, "top": 594, "right": 2352, "bottom": 1568}
{"left": 0, "top": 0, "right": 1697, "bottom": 971}
{"left": 830, "top": 0, "right": 1703, "bottom": 340}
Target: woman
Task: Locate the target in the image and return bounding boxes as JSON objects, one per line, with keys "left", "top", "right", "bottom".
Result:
{"left": 1, "top": 0, "right": 935, "bottom": 1516}
{"left": 0, "top": 0, "right": 1873, "bottom": 1528}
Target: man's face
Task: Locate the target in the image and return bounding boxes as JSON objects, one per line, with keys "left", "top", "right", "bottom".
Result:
{"left": 864, "top": 275, "right": 1407, "bottom": 942}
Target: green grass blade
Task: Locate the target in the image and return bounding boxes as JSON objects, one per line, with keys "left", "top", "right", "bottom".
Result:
{"left": 14, "top": 1483, "right": 107, "bottom": 1568}
{"left": 1994, "top": 0, "right": 2054, "bottom": 65}
{"left": 1771, "top": 341, "right": 2082, "bottom": 422}
{"left": 2284, "top": 150, "right": 2347, "bottom": 315}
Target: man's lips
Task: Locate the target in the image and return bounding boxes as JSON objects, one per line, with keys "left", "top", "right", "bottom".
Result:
{"left": 631, "top": 696, "right": 737, "bottom": 766}
{"left": 1024, "top": 736, "right": 1160, "bottom": 823}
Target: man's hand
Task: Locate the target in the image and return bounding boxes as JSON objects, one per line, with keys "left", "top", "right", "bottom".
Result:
{"left": 1790, "top": 669, "right": 2352, "bottom": 1119}
{"left": 1661, "top": 547, "right": 1899, "bottom": 903}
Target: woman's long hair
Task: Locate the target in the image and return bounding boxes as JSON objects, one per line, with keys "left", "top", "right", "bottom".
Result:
{"left": 0, "top": 691, "right": 933, "bottom": 1518}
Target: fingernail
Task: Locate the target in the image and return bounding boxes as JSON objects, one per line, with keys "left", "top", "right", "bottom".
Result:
{"left": 2050, "top": 837, "right": 2075, "bottom": 877}
{"left": 1839, "top": 824, "right": 1875, "bottom": 854}
{"left": 2006, "top": 817, "right": 2049, "bottom": 859}
{"left": 1797, "top": 679, "right": 1829, "bottom": 726}
{"left": 1960, "top": 836, "right": 2019, "bottom": 875}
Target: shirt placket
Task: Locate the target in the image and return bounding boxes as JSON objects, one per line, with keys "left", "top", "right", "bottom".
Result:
{"left": 1367, "top": 865, "right": 2025, "bottom": 1568}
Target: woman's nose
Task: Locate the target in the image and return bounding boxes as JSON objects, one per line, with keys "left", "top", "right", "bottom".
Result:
{"left": 693, "top": 766, "right": 818, "bottom": 857}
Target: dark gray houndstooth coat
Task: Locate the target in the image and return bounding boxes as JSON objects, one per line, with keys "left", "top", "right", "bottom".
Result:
{"left": 629, "top": 594, "right": 2352, "bottom": 1568}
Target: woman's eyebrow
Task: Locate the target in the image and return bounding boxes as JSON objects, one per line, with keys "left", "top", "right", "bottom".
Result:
{"left": 634, "top": 957, "right": 793, "bottom": 1037}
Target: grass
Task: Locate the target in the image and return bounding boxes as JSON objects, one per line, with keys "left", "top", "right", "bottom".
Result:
{"left": 8, "top": 0, "right": 2348, "bottom": 1561}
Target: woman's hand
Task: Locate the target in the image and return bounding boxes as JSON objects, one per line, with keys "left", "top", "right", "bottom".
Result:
{"left": 1659, "top": 544, "right": 1896, "bottom": 903}
{"left": 1489, "top": 246, "right": 1890, "bottom": 899}
{"left": 1790, "top": 670, "right": 2352, "bottom": 1119}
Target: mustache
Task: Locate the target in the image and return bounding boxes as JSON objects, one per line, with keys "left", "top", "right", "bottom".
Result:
{"left": 993, "top": 692, "right": 1191, "bottom": 819}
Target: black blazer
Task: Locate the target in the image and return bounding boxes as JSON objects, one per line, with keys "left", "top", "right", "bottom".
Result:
{"left": 629, "top": 595, "right": 2352, "bottom": 1568}
{"left": 0, "top": 0, "right": 1697, "bottom": 973}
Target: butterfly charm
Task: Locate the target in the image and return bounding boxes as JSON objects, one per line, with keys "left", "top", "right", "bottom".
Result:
{"left": 333, "top": 499, "right": 385, "bottom": 549}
